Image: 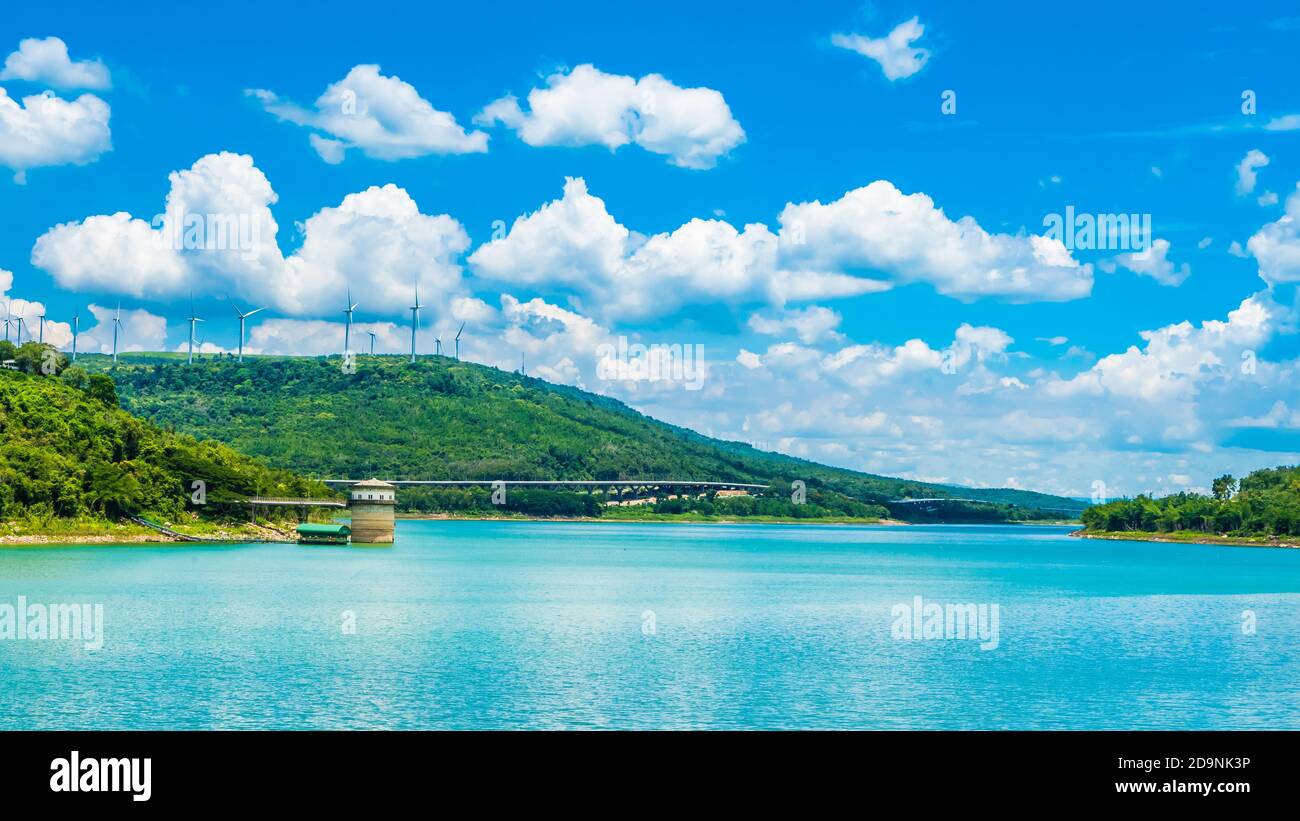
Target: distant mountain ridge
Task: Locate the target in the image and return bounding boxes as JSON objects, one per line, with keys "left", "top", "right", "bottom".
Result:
{"left": 78, "top": 352, "right": 1087, "bottom": 519}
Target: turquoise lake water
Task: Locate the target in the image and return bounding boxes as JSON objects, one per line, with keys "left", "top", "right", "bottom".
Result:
{"left": 2, "top": 521, "right": 1298, "bottom": 729}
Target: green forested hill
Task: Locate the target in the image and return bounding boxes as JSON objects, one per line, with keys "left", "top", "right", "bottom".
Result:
{"left": 79, "top": 352, "right": 1086, "bottom": 520}
{"left": 0, "top": 350, "right": 331, "bottom": 526}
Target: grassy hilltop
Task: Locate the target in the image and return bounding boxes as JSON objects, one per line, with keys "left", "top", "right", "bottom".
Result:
{"left": 77, "top": 352, "right": 1086, "bottom": 522}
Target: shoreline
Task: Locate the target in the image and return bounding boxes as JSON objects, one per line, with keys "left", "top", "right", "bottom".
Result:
{"left": 1, "top": 515, "right": 911, "bottom": 546}
{"left": 1071, "top": 529, "right": 1300, "bottom": 549}
{"left": 0, "top": 521, "right": 296, "bottom": 547}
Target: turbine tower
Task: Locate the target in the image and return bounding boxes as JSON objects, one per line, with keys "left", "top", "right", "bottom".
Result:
{"left": 14, "top": 312, "right": 24, "bottom": 346}
{"left": 366, "top": 331, "right": 377, "bottom": 356}
{"left": 2, "top": 302, "right": 10, "bottom": 342}
{"left": 455, "top": 322, "right": 464, "bottom": 360}
{"left": 343, "top": 288, "right": 358, "bottom": 355}
{"left": 71, "top": 315, "right": 79, "bottom": 362}
{"left": 409, "top": 285, "right": 423, "bottom": 364}
{"left": 111, "top": 303, "right": 124, "bottom": 363}
{"left": 231, "top": 300, "right": 264, "bottom": 363}
{"left": 37, "top": 313, "right": 45, "bottom": 344}
{"left": 186, "top": 293, "right": 204, "bottom": 365}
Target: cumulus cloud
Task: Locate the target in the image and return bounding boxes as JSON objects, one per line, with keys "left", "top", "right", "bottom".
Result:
{"left": 248, "top": 64, "right": 487, "bottom": 163}
{"left": 777, "top": 180, "right": 1094, "bottom": 301}
{"left": 0, "top": 37, "right": 110, "bottom": 90}
{"left": 0, "top": 87, "right": 111, "bottom": 182}
{"left": 471, "top": 178, "right": 1091, "bottom": 320}
{"left": 1045, "top": 292, "right": 1278, "bottom": 404}
{"left": 1104, "top": 238, "right": 1190, "bottom": 286}
{"left": 469, "top": 177, "right": 887, "bottom": 320}
{"left": 78, "top": 303, "right": 167, "bottom": 354}
{"left": 1246, "top": 183, "right": 1300, "bottom": 285}
{"left": 831, "top": 17, "right": 931, "bottom": 81}
{"left": 1, "top": 269, "right": 72, "bottom": 348}
{"left": 1235, "top": 149, "right": 1269, "bottom": 195}
{"left": 747, "top": 305, "right": 843, "bottom": 343}
{"left": 31, "top": 152, "right": 471, "bottom": 316}
{"left": 475, "top": 64, "right": 744, "bottom": 169}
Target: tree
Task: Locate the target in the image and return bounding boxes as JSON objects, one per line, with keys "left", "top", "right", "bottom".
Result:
{"left": 1211, "top": 474, "right": 1237, "bottom": 501}
{"left": 13, "top": 342, "right": 66, "bottom": 376}
{"left": 85, "top": 462, "right": 142, "bottom": 515}
{"left": 86, "top": 373, "right": 119, "bottom": 407}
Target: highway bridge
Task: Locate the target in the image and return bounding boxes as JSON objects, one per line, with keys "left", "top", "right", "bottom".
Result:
{"left": 323, "top": 479, "right": 768, "bottom": 502}
{"left": 888, "top": 498, "right": 1084, "bottom": 514}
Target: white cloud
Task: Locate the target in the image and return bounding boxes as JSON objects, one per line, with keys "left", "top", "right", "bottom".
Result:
{"left": 747, "top": 305, "right": 842, "bottom": 343}
{"left": 1227, "top": 400, "right": 1300, "bottom": 429}
{"left": 777, "top": 180, "right": 1093, "bottom": 301}
{"left": 1235, "top": 149, "right": 1269, "bottom": 195}
{"left": 248, "top": 64, "right": 487, "bottom": 163}
{"left": 1045, "top": 292, "right": 1278, "bottom": 404}
{"left": 0, "top": 87, "right": 111, "bottom": 182}
{"left": 0, "top": 37, "right": 110, "bottom": 90}
{"left": 831, "top": 17, "right": 931, "bottom": 81}
{"left": 475, "top": 64, "right": 744, "bottom": 169}
{"left": 472, "top": 178, "right": 1091, "bottom": 320}
{"left": 248, "top": 319, "right": 408, "bottom": 356}
{"left": 79, "top": 303, "right": 167, "bottom": 354}
{"left": 469, "top": 177, "right": 886, "bottom": 320}
{"left": 32, "top": 153, "right": 472, "bottom": 316}
{"left": 278, "top": 183, "right": 470, "bottom": 314}
{"left": 736, "top": 349, "right": 762, "bottom": 369}
{"left": 1264, "top": 114, "right": 1300, "bottom": 131}
{"left": 1, "top": 270, "right": 72, "bottom": 348}
{"left": 1105, "top": 238, "right": 1190, "bottom": 286}
{"left": 1246, "top": 183, "right": 1300, "bottom": 285}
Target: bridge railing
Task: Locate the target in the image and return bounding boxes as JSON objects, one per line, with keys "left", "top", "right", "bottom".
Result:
{"left": 248, "top": 497, "right": 348, "bottom": 507}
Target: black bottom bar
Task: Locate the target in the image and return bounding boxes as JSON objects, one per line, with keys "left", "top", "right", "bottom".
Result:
{"left": 2, "top": 730, "right": 1285, "bottom": 808}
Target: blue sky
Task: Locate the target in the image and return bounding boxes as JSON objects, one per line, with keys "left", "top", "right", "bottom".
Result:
{"left": 4, "top": 0, "right": 1300, "bottom": 497}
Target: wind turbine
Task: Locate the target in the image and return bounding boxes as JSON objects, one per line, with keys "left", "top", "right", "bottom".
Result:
{"left": 455, "top": 322, "right": 464, "bottom": 360}
{"left": 14, "top": 311, "right": 24, "bottom": 346}
{"left": 520, "top": 351, "right": 526, "bottom": 375}
{"left": 409, "top": 285, "right": 423, "bottom": 364}
{"left": 71, "top": 315, "right": 79, "bottom": 362}
{"left": 231, "top": 300, "right": 264, "bottom": 363}
{"left": 2, "top": 302, "right": 10, "bottom": 342}
{"left": 434, "top": 335, "right": 442, "bottom": 356}
{"left": 366, "top": 331, "right": 377, "bottom": 356}
{"left": 186, "top": 293, "right": 204, "bottom": 365}
{"left": 342, "top": 288, "right": 358, "bottom": 355}
{"left": 111, "top": 303, "right": 124, "bottom": 363}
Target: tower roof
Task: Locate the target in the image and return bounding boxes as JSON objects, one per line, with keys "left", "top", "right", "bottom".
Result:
{"left": 351, "top": 478, "right": 395, "bottom": 489}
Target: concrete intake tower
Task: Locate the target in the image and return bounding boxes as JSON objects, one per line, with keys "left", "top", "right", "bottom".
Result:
{"left": 348, "top": 478, "right": 396, "bottom": 543}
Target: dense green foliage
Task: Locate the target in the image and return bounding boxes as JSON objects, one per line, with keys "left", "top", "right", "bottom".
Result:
{"left": 1081, "top": 465, "right": 1300, "bottom": 536}
{"left": 0, "top": 355, "right": 332, "bottom": 525}
{"left": 78, "top": 353, "right": 1085, "bottom": 521}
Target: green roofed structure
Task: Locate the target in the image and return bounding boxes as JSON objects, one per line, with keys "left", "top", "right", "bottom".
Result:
{"left": 296, "top": 523, "right": 351, "bottom": 545}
